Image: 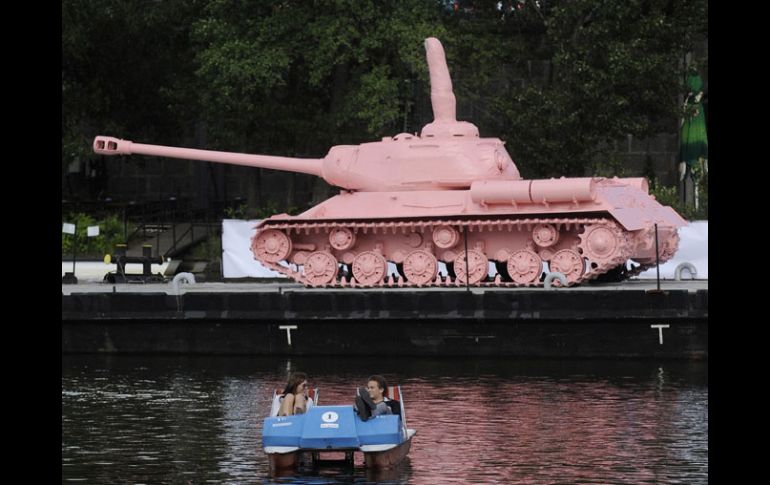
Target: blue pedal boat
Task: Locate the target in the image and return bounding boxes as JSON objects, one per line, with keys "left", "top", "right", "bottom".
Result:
{"left": 262, "top": 386, "right": 416, "bottom": 470}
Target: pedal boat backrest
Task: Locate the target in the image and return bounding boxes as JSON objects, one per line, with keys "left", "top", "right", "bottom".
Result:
{"left": 269, "top": 387, "right": 318, "bottom": 417}
{"left": 386, "top": 384, "right": 408, "bottom": 437}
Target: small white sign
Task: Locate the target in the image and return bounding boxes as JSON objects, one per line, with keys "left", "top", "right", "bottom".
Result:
{"left": 272, "top": 422, "right": 293, "bottom": 428}
{"left": 87, "top": 225, "right": 100, "bottom": 237}
{"left": 320, "top": 423, "right": 339, "bottom": 429}
{"left": 322, "top": 411, "right": 339, "bottom": 423}
{"left": 62, "top": 223, "right": 76, "bottom": 235}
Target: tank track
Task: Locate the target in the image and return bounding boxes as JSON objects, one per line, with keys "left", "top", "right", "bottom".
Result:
{"left": 254, "top": 217, "right": 636, "bottom": 288}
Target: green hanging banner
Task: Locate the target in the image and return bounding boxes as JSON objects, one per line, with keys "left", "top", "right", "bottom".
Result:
{"left": 679, "top": 73, "right": 708, "bottom": 177}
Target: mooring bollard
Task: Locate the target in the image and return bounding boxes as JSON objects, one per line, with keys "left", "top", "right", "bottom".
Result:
{"left": 544, "top": 272, "right": 568, "bottom": 289}
{"left": 170, "top": 272, "right": 196, "bottom": 294}
{"left": 674, "top": 262, "right": 697, "bottom": 281}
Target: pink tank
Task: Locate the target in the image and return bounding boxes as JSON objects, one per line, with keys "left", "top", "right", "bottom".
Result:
{"left": 93, "top": 38, "right": 686, "bottom": 287}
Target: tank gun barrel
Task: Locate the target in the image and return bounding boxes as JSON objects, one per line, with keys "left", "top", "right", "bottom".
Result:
{"left": 93, "top": 136, "right": 324, "bottom": 178}
{"left": 424, "top": 37, "right": 456, "bottom": 122}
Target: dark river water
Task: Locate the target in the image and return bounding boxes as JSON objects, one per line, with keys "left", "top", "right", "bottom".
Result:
{"left": 62, "top": 355, "right": 707, "bottom": 484}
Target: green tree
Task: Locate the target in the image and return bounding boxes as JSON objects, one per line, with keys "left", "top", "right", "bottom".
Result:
{"left": 62, "top": 0, "right": 202, "bottom": 197}
{"left": 191, "top": 0, "right": 446, "bottom": 151}
{"left": 442, "top": 0, "right": 707, "bottom": 178}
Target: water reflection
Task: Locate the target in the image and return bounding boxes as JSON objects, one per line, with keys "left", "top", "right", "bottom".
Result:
{"left": 62, "top": 355, "right": 707, "bottom": 484}
{"left": 267, "top": 460, "right": 413, "bottom": 484}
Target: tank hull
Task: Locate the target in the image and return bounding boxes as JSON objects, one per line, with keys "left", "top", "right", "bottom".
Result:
{"left": 251, "top": 177, "right": 685, "bottom": 287}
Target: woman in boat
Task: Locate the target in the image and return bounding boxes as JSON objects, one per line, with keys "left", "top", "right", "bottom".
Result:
{"left": 278, "top": 372, "right": 309, "bottom": 416}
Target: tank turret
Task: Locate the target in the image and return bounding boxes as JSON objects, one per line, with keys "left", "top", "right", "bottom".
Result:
{"left": 92, "top": 38, "right": 687, "bottom": 288}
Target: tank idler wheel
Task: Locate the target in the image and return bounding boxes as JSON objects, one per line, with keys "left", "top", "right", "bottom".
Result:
{"left": 329, "top": 227, "right": 356, "bottom": 251}
{"left": 454, "top": 250, "right": 488, "bottom": 285}
{"left": 252, "top": 229, "right": 292, "bottom": 263}
{"left": 304, "top": 251, "right": 339, "bottom": 286}
{"left": 351, "top": 251, "right": 387, "bottom": 286}
{"left": 532, "top": 223, "right": 559, "bottom": 248}
{"left": 549, "top": 249, "right": 585, "bottom": 285}
{"left": 403, "top": 250, "right": 438, "bottom": 286}
{"left": 506, "top": 249, "right": 543, "bottom": 284}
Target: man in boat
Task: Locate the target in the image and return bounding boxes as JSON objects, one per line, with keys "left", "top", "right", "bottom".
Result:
{"left": 357, "top": 375, "right": 400, "bottom": 419}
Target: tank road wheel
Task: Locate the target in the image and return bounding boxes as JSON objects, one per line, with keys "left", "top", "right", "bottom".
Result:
{"left": 403, "top": 250, "right": 438, "bottom": 286}
{"left": 304, "top": 251, "right": 339, "bottom": 286}
{"left": 506, "top": 249, "right": 543, "bottom": 284}
{"left": 432, "top": 225, "right": 459, "bottom": 249}
{"left": 351, "top": 251, "right": 387, "bottom": 286}
{"left": 579, "top": 223, "right": 624, "bottom": 265}
{"left": 329, "top": 227, "right": 356, "bottom": 251}
{"left": 454, "top": 250, "right": 489, "bottom": 285}
{"left": 549, "top": 249, "right": 584, "bottom": 284}
{"left": 532, "top": 223, "right": 559, "bottom": 248}
{"left": 252, "top": 229, "right": 292, "bottom": 263}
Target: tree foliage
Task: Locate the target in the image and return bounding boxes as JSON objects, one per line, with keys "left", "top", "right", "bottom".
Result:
{"left": 61, "top": 212, "right": 128, "bottom": 257}
{"left": 190, "top": 0, "right": 446, "bottom": 155}
{"left": 441, "top": 0, "right": 707, "bottom": 177}
{"left": 62, "top": 0, "right": 202, "bottom": 152}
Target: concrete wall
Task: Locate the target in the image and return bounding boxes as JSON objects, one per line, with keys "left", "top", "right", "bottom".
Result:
{"left": 62, "top": 288, "right": 708, "bottom": 358}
